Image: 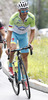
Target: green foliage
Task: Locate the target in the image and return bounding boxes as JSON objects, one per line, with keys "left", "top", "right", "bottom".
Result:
{"left": 28, "top": 37, "right": 48, "bottom": 84}
{"left": 29, "top": 0, "right": 48, "bottom": 29}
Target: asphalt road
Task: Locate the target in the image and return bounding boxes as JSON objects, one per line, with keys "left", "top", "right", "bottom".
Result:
{"left": 0, "top": 69, "right": 48, "bottom": 100}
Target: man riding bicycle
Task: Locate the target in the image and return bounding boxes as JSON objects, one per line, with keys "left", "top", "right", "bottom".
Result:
{"left": 6, "top": 1, "right": 35, "bottom": 88}
{"left": 0, "top": 20, "right": 6, "bottom": 69}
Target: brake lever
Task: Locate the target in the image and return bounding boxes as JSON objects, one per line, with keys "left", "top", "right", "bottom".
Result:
{"left": 8, "top": 49, "right": 10, "bottom": 60}
{"left": 29, "top": 44, "right": 33, "bottom": 55}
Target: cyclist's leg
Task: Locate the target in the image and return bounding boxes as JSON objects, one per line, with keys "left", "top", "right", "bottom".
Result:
{"left": 18, "top": 33, "right": 30, "bottom": 95}
{"left": 19, "top": 32, "right": 29, "bottom": 72}
{"left": 9, "top": 32, "right": 17, "bottom": 75}
{"left": 18, "top": 33, "right": 29, "bottom": 89}
{"left": 21, "top": 53, "right": 29, "bottom": 71}
{"left": 9, "top": 32, "right": 21, "bottom": 79}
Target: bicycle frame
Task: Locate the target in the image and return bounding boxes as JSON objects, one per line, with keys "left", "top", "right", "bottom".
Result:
{"left": 8, "top": 45, "right": 32, "bottom": 81}
{"left": 7, "top": 45, "right": 32, "bottom": 98}
{"left": 11, "top": 45, "right": 32, "bottom": 81}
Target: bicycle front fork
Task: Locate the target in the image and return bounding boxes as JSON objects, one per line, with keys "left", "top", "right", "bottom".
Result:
{"left": 18, "top": 62, "right": 21, "bottom": 81}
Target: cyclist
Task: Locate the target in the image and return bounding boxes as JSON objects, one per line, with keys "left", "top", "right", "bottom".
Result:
{"left": 0, "top": 20, "right": 6, "bottom": 69}
{"left": 6, "top": 1, "right": 35, "bottom": 88}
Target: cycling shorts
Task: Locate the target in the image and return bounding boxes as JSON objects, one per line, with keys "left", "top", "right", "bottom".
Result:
{"left": 11, "top": 32, "right": 29, "bottom": 53}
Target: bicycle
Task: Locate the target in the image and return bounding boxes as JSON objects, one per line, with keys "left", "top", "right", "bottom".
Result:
{"left": 8, "top": 45, "right": 32, "bottom": 99}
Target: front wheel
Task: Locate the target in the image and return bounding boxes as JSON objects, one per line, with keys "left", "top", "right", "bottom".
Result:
{"left": 12, "top": 72, "right": 20, "bottom": 95}
{"left": 20, "top": 61, "right": 31, "bottom": 99}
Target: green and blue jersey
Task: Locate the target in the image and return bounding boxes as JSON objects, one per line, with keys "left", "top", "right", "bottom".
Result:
{"left": 8, "top": 12, "right": 35, "bottom": 34}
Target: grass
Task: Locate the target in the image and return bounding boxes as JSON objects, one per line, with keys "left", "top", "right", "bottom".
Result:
{"left": 28, "top": 37, "right": 48, "bottom": 85}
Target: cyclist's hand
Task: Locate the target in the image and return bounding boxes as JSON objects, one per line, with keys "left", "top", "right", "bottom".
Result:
{"left": 5, "top": 48, "right": 10, "bottom": 55}
{"left": 5, "top": 49, "right": 8, "bottom": 55}
{"left": 28, "top": 43, "right": 33, "bottom": 50}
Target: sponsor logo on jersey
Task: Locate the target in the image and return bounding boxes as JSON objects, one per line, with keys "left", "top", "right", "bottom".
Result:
{"left": 12, "top": 38, "right": 14, "bottom": 41}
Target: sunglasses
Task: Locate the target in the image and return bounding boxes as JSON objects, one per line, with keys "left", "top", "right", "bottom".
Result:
{"left": 21, "top": 10, "right": 28, "bottom": 13}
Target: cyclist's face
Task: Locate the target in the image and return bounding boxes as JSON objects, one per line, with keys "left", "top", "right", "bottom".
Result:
{"left": 19, "top": 8, "right": 28, "bottom": 19}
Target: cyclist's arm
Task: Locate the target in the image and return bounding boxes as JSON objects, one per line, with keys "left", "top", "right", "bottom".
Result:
{"left": 0, "top": 22, "right": 6, "bottom": 39}
{"left": 29, "top": 29, "right": 35, "bottom": 44}
{"left": 0, "top": 29, "right": 6, "bottom": 39}
{"left": 29, "top": 13, "right": 35, "bottom": 44}
{"left": 7, "top": 14, "right": 14, "bottom": 48}
{"left": 7, "top": 30, "right": 12, "bottom": 48}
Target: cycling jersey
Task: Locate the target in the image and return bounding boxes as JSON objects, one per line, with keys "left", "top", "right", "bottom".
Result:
{"left": 8, "top": 12, "right": 35, "bottom": 34}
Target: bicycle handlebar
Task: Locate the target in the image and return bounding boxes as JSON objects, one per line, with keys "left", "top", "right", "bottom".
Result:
{"left": 8, "top": 45, "right": 33, "bottom": 59}
{"left": 11, "top": 45, "right": 33, "bottom": 55}
{"left": 29, "top": 44, "right": 33, "bottom": 55}
{"left": 8, "top": 49, "right": 10, "bottom": 60}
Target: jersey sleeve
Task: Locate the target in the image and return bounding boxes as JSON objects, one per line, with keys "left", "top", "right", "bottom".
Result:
{"left": 30, "top": 16, "right": 35, "bottom": 30}
{"left": 8, "top": 16, "right": 14, "bottom": 31}
{"left": 29, "top": 13, "right": 35, "bottom": 30}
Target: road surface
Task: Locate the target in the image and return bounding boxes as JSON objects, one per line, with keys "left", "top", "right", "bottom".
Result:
{"left": 0, "top": 69, "right": 48, "bottom": 100}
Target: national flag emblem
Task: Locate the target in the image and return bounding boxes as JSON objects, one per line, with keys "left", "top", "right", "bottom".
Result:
{"left": 9, "top": 25, "right": 12, "bottom": 27}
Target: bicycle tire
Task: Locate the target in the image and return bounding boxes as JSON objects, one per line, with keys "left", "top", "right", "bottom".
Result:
{"left": 12, "top": 72, "right": 20, "bottom": 95}
{"left": 20, "top": 61, "right": 31, "bottom": 99}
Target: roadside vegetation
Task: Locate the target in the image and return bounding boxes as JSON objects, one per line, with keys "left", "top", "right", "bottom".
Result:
{"left": 28, "top": 37, "right": 48, "bottom": 85}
